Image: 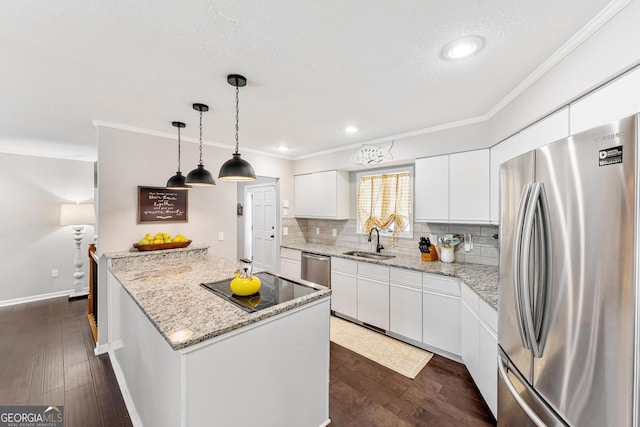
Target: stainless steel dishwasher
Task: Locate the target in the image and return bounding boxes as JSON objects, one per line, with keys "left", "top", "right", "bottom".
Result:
{"left": 301, "top": 252, "right": 331, "bottom": 288}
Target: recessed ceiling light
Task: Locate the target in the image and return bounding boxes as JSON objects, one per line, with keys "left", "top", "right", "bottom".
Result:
{"left": 344, "top": 126, "right": 359, "bottom": 133}
{"left": 276, "top": 145, "right": 290, "bottom": 152}
{"left": 441, "top": 36, "right": 484, "bottom": 60}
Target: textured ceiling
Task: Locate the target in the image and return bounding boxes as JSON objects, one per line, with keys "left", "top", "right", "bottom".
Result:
{"left": 0, "top": 0, "right": 616, "bottom": 161}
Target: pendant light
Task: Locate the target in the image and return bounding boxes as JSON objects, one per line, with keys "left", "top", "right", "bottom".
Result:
{"left": 218, "top": 74, "right": 256, "bottom": 181}
{"left": 186, "top": 103, "right": 216, "bottom": 186}
{"left": 166, "top": 121, "right": 192, "bottom": 189}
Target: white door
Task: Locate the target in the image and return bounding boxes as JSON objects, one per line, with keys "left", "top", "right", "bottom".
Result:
{"left": 248, "top": 184, "right": 277, "bottom": 271}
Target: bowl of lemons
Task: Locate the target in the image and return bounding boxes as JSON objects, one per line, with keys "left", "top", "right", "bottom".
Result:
{"left": 133, "top": 232, "right": 191, "bottom": 251}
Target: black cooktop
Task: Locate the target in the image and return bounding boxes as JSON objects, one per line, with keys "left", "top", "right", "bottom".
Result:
{"left": 201, "top": 271, "right": 318, "bottom": 313}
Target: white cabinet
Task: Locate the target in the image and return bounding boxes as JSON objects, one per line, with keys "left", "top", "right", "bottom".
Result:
{"left": 293, "top": 174, "right": 313, "bottom": 217}
{"left": 422, "top": 274, "right": 461, "bottom": 356}
{"left": 449, "top": 150, "right": 490, "bottom": 223}
{"left": 570, "top": 66, "right": 640, "bottom": 134}
{"left": 478, "top": 299, "right": 498, "bottom": 417}
{"left": 415, "top": 155, "right": 449, "bottom": 222}
{"left": 330, "top": 258, "right": 358, "bottom": 318}
{"left": 489, "top": 107, "right": 569, "bottom": 223}
{"left": 294, "top": 170, "right": 350, "bottom": 219}
{"left": 356, "top": 262, "right": 390, "bottom": 330}
{"left": 460, "top": 282, "right": 498, "bottom": 418}
{"left": 415, "top": 150, "right": 490, "bottom": 224}
{"left": 389, "top": 268, "right": 422, "bottom": 342}
{"left": 279, "top": 247, "right": 301, "bottom": 281}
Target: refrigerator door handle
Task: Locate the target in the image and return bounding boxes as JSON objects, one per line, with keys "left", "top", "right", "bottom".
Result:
{"left": 521, "top": 182, "right": 541, "bottom": 356}
{"left": 498, "top": 355, "right": 548, "bottom": 427}
{"left": 514, "top": 183, "right": 533, "bottom": 349}
{"left": 532, "top": 184, "right": 552, "bottom": 357}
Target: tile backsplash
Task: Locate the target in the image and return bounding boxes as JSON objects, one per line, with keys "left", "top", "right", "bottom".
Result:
{"left": 281, "top": 217, "right": 499, "bottom": 266}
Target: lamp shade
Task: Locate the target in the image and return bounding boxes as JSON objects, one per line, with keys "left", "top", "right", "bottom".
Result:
{"left": 60, "top": 203, "right": 96, "bottom": 226}
{"left": 218, "top": 153, "right": 256, "bottom": 181}
{"left": 186, "top": 165, "right": 216, "bottom": 186}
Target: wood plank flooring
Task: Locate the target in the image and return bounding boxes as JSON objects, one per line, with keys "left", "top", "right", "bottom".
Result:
{"left": 0, "top": 297, "right": 132, "bottom": 427}
{"left": 328, "top": 341, "right": 496, "bottom": 427}
{"left": 0, "top": 297, "right": 495, "bottom": 426}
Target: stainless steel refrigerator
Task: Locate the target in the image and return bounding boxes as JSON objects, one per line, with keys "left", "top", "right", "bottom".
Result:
{"left": 497, "top": 114, "right": 639, "bottom": 426}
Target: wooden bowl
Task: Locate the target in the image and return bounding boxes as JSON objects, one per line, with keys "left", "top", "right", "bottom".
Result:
{"left": 132, "top": 240, "right": 192, "bottom": 251}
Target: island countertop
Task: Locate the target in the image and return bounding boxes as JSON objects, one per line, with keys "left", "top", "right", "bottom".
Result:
{"left": 282, "top": 242, "right": 498, "bottom": 309}
{"left": 108, "top": 252, "right": 331, "bottom": 351}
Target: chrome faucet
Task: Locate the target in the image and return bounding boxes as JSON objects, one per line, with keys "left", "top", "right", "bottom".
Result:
{"left": 368, "top": 227, "right": 384, "bottom": 253}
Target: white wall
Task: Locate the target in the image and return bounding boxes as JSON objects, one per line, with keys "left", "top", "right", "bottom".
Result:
{"left": 293, "top": 121, "right": 489, "bottom": 175}
{"left": 488, "top": 0, "right": 640, "bottom": 144}
{"left": 0, "top": 153, "right": 94, "bottom": 303}
{"left": 96, "top": 126, "right": 294, "bottom": 257}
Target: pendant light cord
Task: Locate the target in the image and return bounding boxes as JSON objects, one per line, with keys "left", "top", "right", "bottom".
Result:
{"left": 177, "top": 126, "right": 182, "bottom": 172}
{"left": 235, "top": 84, "right": 240, "bottom": 154}
{"left": 198, "top": 110, "right": 204, "bottom": 165}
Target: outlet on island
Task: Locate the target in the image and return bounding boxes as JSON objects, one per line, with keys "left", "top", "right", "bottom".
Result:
{"left": 316, "top": 227, "right": 320, "bottom": 235}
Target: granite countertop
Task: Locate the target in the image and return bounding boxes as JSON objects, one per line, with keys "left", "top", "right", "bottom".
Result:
{"left": 108, "top": 251, "right": 331, "bottom": 351}
{"left": 282, "top": 243, "right": 498, "bottom": 309}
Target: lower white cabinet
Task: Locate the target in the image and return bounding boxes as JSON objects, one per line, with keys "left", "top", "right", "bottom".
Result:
{"left": 389, "top": 268, "right": 422, "bottom": 342}
{"left": 279, "top": 248, "right": 301, "bottom": 281}
{"left": 356, "top": 262, "right": 390, "bottom": 330}
{"left": 330, "top": 258, "right": 358, "bottom": 318}
{"left": 422, "top": 274, "right": 461, "bottom": 356}
{"left": 461, "top": 282, "right": 498, "bottom": 418}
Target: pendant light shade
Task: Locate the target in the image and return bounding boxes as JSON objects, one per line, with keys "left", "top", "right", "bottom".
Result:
{"left": 186, "top": 103, "right": 216, "bottom": 186}
{"left": 166, "top": 121, "right": 192, "bottom": 189}
{"left": 218, "top": 74, "right": 256, "bottom": 182}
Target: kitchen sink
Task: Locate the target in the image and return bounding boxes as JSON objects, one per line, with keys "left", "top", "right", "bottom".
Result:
{"left": 342, "top": 251, "right": 396, "bottom": 260}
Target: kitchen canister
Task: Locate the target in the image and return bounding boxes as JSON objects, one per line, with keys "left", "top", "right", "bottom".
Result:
{"left": 439, "top": 246, "right": 455, "bottom": 263}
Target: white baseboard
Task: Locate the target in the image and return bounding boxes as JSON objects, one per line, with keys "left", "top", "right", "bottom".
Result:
{"left": 108, "top": 350, "right": 143, "bottom": 427}
{"left": 94, "top": 343, "right": 110, "bottom": 356}
{"left": 69, "top": 289, "right": 89, "bottom": 299}
{"left": 0, "top": 289, "right": 73, "bottom": 307}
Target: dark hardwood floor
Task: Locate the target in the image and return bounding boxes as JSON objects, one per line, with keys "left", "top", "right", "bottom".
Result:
{"left": 0, "top": 297, "right": 495, "bottom": 427}
{"left": 0, "top": 296, "right": 131, "bottom": 427}
{"left": 327, "top": 341, "right": 496, "bottom": 427}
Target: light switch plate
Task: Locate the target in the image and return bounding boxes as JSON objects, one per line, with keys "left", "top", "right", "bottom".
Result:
{"left": 51, "top": 269, "right": 59, "bottom": 278}
{"left": 316, "top": 227, "right": 320, "bottom": 235}
{"left": 218, "top": 232, "right": 224, "bottom": 241}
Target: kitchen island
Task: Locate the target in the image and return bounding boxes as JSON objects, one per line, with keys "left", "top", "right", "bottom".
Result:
{"left": 105, "top": 247, "right": 332, "bottom": 427}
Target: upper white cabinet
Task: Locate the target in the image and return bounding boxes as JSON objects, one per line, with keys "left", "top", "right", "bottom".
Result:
{"left": 489, "top": 107, "right": 569, "bottom": 223}
{"left": 294, "top": 170, "right": 350, "bottom": 219}
{"left": 570, "top": 66, "right": 640, "bottom": 135}
{"left": 415, "top": 155, "right": 449, "bottom": 222}
{"left": 415, "top": 150, "right": 490, "bottom": 224}
{"left": 449, "top": 150, "right": 490, "bottom": 223}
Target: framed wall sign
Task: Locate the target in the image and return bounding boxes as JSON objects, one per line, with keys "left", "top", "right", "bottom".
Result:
{"left": 137, "top": 186, "right": 188, "bottom": 223}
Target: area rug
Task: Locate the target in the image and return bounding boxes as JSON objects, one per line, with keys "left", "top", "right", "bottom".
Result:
{"left": 329, "top": 316, "right": 433, "bottom": 379}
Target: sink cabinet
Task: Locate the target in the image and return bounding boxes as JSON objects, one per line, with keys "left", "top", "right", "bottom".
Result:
{"left": 357, "top": 263, "right": 390, "bottom": 330}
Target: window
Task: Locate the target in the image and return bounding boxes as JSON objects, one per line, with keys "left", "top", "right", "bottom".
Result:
{"left": 356, "top": 166, "right": 413, "bottom": 245}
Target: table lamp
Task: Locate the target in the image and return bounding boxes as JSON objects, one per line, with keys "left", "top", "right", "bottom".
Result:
{"left": 60, "top": 203, "right": 96, "bottom": 298}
